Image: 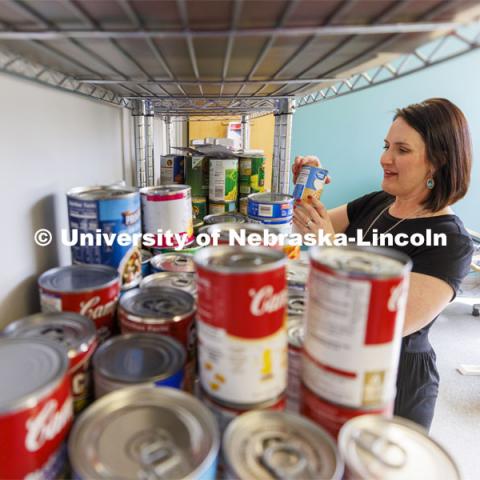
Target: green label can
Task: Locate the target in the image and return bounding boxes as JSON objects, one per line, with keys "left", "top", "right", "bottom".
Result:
{"left": 239, "top": 156, "right": 265, "bottom": 194}
{"left": 209, "top": 201, "right": 237, "bottom": 215}
{"left": 209, "top": 158, "right": 238, "bottom": 202}
{"left": 185, "top": 155, "right": 209, "bottom": 197}
{"left": 192, "top": 196, "right": 208, "bottom": 221}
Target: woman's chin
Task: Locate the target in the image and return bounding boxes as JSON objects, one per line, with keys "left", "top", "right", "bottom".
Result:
{"left": 381, "top": 180, "right": 396, "bottom": 195}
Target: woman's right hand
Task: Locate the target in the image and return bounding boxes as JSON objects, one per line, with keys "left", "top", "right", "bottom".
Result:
{"left": 292, "top": 155, "right": 321, "bottom": 184}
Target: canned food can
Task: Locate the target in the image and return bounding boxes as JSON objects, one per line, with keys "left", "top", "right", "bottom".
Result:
{"left": 288, "top": 287, "right": 306, "bottom": 318}
{"left": 293, "top": 165, "right": 329, "bottom": 201}
{"left": 287, "top": 316, "right": 304, "bottom": 413}
{"left": 3, "top": 312, "right": 97, "bottom": 414}
{"left": 67, "top": 185, "right": 142, "bottom": 289}
{"left": 192, "top": 195, "right": 208, "bottom": 220}
{"left": 140, "top": 271, "right": 197, "bottom": 297}
{"left": 223, "top": 410, "right": 344, "bottom": 480}
{"left": 201, "top": 390, "right": 285, "bottom": 435}
{"left": 0, "top": 338, "right": 73, "bottom": 480}
{"left": 199, "top": 222, "right": 266, "bottom": 246}
{"left": 38, "top": 265, "right": 120, "bottom": 342}
{"left": 140, "top": 185, "right": 194, "bottom": 249}
{"left": 239, "top": 154, "right": 265, "bottom": 195}
{"left": 338, "top": 415, "right": 460, "bottom": 480}
{"left": 69, "top": 386, "right": 219, "bottom": 479}
{"left": 140, "top": 249, "right": 152, "bottom": 277}
{"left": 239, "top": 196, "right": 248, "bottom": 216}
{"left": 304, "top": 246, "right": 411, "bottom": 408}
{"left": 248, "top": 192, "right": 294, "bottom": 234}
{"left": 209, "top": 158, "right": 238, "bottom": 202}
{"left": 300, "top": 383, "right": 393, "bottom": 440}
{"left": 287, "top": 257, "right": 309, "bottom": 290}
{"left": 195, "top": 246, "right": 287, "bottom": 405}
{"left": 118, "top": 287, "right": 196, "bottom": 391}
{"left": 204, "top": 212, "right": 246, "bottom": 226}
{"left": 153, "top": 241, "right": 203, "bottom": 255}
{"left": 194, "top": 219, "right": 204, "bottom": 235}
{"left": 151, "top": 252, "right": 195, "bottom": 273}
{"left": 186, "top": 155, "right": 209, "bottom": 196}
{"left": 93, "top": 334, "right": 186, "bottom": 397}
{"left": 160, "top": 154, "right": 185, "bottom": 184}
{"left": 209, "top": 200, "right": 237, "bottom": 214}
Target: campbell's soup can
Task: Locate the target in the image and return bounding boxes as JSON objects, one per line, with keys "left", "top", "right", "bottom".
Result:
{"left": 3, "top": 312, "right": 97, "bottom": 414}
{"left": 69, "top": 387, "right": 219, "bottom": 479}
{"left": 38, "top": 265, "right": 120, "bottom": 342}
{"left": 286, "top": 316, "right": 304, "bottom": 413}
{"left": 223, "top": 411, "right": 344, "bottom": 479}
{"left": 300, "top": 383, "right": 393, "bottom": 440}
{"left": 93, "top": 334, "right": 186, "bottom": 397}
{"left": 140, "top": 185, "right": 194, "bottom": 249}
{"left": 195, "top": 246, "right": 287, "bottom": 405}
{"left": 118, "top": 287, "right": 196, "bottom": 392}
{"left": 67, "top": 186, "right": 142, "bottom": 289}
{"left": 0, "top": 338, "right": 73, "bottom": 479}
{"left": 304, "top": 246, "right": 411, "bottom": 408}
{"left": 140, "top": 271, "right": 197, "bottom": 297}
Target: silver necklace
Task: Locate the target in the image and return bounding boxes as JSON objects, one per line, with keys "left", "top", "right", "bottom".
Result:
{"left": 361, "top": 203, "right": 424, "bottom": 241}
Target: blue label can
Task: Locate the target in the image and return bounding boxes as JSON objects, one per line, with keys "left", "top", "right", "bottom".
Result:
{"left": 292, "top": 165, "right": 328, "bottom": 201}
{"left": 247, "top": 192, "right": 294, "bottom": 220}
{"left": 67, "top": 186, "right": 142, "bottom": 289}
{"left": 160, "top": 155, "right": 185, "bottom": 184}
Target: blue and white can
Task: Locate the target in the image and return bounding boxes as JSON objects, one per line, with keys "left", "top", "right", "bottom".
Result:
{"left": 92, "top": 333, "right": 186, "bottom": 397}
{"left": 292, "top": 165, "right": 329, "bottom": 201}
{"left": 69, "top": 386, "right": 220, "bottom": 480}
{"left": 247, "top": 192, "right": 294, "bottom": 234}
{"left": 67, "top": 186, "right": 142, "bottom": 289}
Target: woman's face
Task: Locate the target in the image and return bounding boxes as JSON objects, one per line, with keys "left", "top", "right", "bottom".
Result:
{"left": 381, "top": 117, "right": 432, "bottom": 200}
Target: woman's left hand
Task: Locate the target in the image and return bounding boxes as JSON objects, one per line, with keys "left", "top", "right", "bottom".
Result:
{"left": 293, "top": 196, "right": 336, "bottom": 236}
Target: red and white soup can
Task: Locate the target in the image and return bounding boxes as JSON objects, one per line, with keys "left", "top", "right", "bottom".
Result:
{"left": 0, "top": 338, "right": 73, "bottom": 479}
{"left": 38, "top": 265, "right": 120, "bottom": 342}
{"left": 304, "top": 246, "right": 411, "bottom": 408}
{"left": 195, "top": 245, "right": 288, "bottom": 405}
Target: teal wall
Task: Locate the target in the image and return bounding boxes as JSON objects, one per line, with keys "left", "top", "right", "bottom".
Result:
{"left": 291, "top": 48, "right": 480, "bottom": 232}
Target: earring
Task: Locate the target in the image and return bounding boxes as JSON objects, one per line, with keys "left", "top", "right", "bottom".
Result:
{"left": 426, "top": 178, "right": 435, "bottom": 189}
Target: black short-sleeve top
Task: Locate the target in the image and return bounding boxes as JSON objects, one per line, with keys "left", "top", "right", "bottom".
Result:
{"left": 345, "top": 191, "right": 473, "bottom": 350}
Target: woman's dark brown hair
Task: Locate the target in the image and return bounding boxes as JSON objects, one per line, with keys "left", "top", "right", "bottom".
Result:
{"left": 394, "top": 98, "right": 472, "bottom": 212}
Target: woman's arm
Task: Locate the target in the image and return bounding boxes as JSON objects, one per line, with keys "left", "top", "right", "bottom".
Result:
{"left": 403, "top": 272, "right": 453, "bottom": 336}
{"left": 328, "top": 204, "right": 349, "bottom": 234}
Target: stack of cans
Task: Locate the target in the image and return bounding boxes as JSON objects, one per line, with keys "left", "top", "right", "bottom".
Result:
{"left": 208, "top": 158, "right": 238, "bottom": 214}
{"left": 238, "top": 151, "right": 266, "bottom": 215}
{"left": 300, "top": 245, "right": 412, "bottom": 438}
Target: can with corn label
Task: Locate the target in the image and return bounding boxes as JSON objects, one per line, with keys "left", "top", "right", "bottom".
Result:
{"left": 160, "top": 155, "right": 185, "bottom": 184}
{"left": 239, "top": 153, "right": 265, "bottom": 195}
{"left": 192, "top": 196, "right": 208, "bottom": 221}
{"left": 209, "top": 158, "right": 238, "bottom": 202}
{"left": 195, "top": 246, "right": 287, "bottom": 405}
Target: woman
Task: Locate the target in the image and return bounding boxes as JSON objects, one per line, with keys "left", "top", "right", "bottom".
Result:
{"left": 293, "top": 98, "right": 473, "bottom": 431}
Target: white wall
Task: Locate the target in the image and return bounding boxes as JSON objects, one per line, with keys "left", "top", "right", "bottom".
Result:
{"left": 0, "top": 73, "right": 128, "bottom": 328}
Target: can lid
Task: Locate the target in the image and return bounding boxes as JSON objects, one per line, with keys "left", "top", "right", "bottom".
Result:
{"left": 199, "top": 222, "right": 266, "bottom": 242}
{"left": 67, "top": 185, "right": 138, "bottom": 200}
{"left": 194, "top": 246, "right": 285, "bottom": 274}
{"left": 69, "top": 386, "right": 220, "bottom": 479}
{"left": 119, "top": 287, "right": 195, "bottom": 320}
{"left": 3, "top": 312, "right": 97, "bottom": 359}
{"left": 141, "top": 249, "right": 153, "bottom": 263}
{"left": 140, "top": 185, "right": 190, "bottom": 195}
{"left": 248, "top": 192, "right": 294, "bottom": 204}
{"left": 338, "top": 415, "right": 460, "bottom": 480}
{"left": 38, "top": 265, "right": 120, "bottom": 293}
{"left": 223, "top": 410, "right": 343, "bottom": 480}
{"left": 140, "top": 272, "right": 196, "bottom": 295}
{"left": 151, "top": 253, "right": 195, "bottom": 273}
{"left": 288, "top": 288, "right": 306, "bottom": 316}
{"left": 287, "top": 318, "right": 304, "bottom": 348}
{"left": 309, "top": 246, "right": 412, "bottom": 279}
{"left": 204, "top": 213, "right": 246, "bottom": 225}
{"left": 0, "top": 337, "right": 69, "bottom": 413}
{"left": 93, "top": 334, "right": 186, "bottom": 383}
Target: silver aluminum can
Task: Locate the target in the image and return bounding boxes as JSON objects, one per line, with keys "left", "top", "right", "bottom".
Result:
{"left": 286, "top": 317, "right": 304, "bottom": 413}
{"left": 287, "top": 257, "right": 309, "bottom": 290}
{"left": 3, "top": 312, "right": 97, "bottom": 414}
{"left": 203, "top": 212, "right": 246, "bottom": 225}
{"left": 247, "top": 192, "right": 294, "bottom": 235}
{"left": 140, "top": 271, "right": 197, "bottom": 297}
{"left": 151, "top": 252, "right": 195, "bottom": 273}
{"left": 339, "top": 415, "right": 460, "bottom": 480}
{"left": 223, "top": 410, "right": 343, "bottom": 479}
{"left": 69, "top": 386, "right": 220, "bottom": 479}
{"left": 93, "top": 333, "right": 186, "bottom": 397}
{"left": 288, "top": 287, "right": 306, "bottom": 318}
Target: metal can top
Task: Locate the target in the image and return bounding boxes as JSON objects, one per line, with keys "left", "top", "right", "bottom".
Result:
{"left": 248, "top": 192, "right": 294, "bottom": 204}
{"left": 151, "top": 252, "right": 195, "bottom": 273}
{"left": 119, "top": 287, "right": 195, "bottom": 322}
{"left": 194, "top": 246, "right": 285, "bottom": 274}
{"left": 310, "top": 246, "right": 412, "bottom": 279}
{"left": 3, "top": 312, "right": 97, "bottom": 361}
{"left": 141, "top": 249, "right": 153, "bottom": 263}
{"left": 338, "top": 415, "right": 460, "bottom": 480}
{"left": 67, "top": 185, "right": 138, "bottom": 200}
{"left": 287, "top": 258, "right": 309, "bottom": 289}
{"left": 38, "top": 265, "right": 120, "bottom": 293}
{"left": 287, "top": 317, "right": 304, "bottom": 349}
{"left": 223, "top": 410, "right": 343, "bottom": 480}
{"left": 199, "top": 222, "right": 266, "bottom": 243}
{"left": 93, "top": 334, "right": 186, "bottom": 385}
{"left": 68, "top": 386, "right": 220, "bottom": 479}
{"left": 0, "top": 337, "right": 69, "bottom": 413}
{"left": 288, "top": 288, "right": 306, "bottom": 317}
{"left": 140, "top": 272, "right": 196, "bottom": 296}
{"left": 140, "top": 185, "right": 190, "bottom": 196}
{"left": 203, "top": 212, "right": 246, "bottom": 225}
